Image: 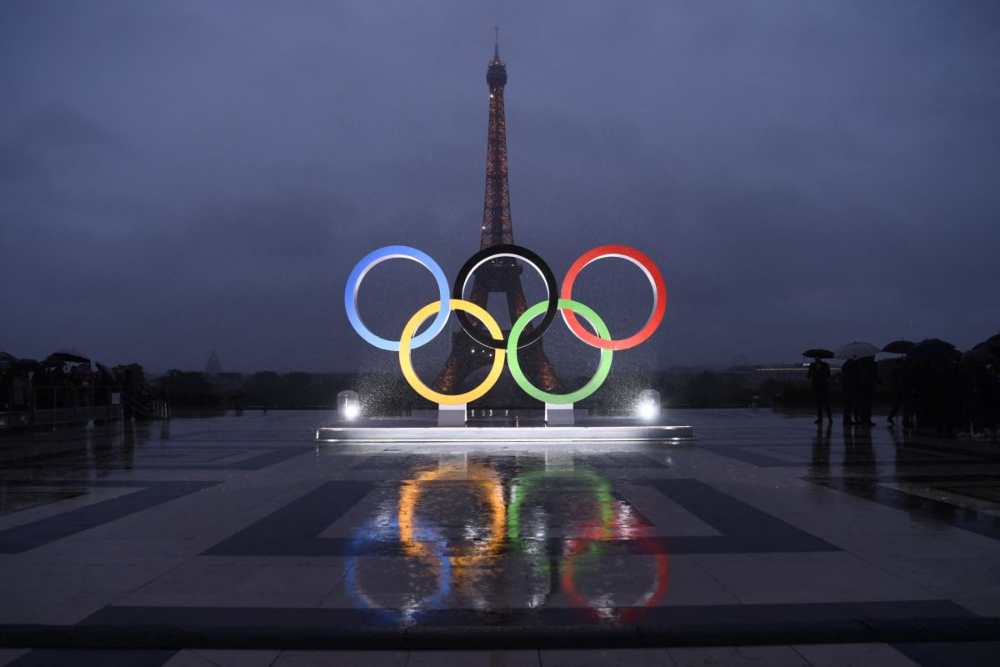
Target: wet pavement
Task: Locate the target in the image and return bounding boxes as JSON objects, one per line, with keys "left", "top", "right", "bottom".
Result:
{"left": 1, "top": 409, "right": 999, "bottom": 665}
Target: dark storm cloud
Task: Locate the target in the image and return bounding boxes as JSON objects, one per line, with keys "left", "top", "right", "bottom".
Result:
{"left": 1, "top": 0, "right": 998, "bottom": 372}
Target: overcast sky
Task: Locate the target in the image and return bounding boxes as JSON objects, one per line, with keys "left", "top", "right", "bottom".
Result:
{"left": 1, "top": 0, "right": 998, "bottom": 374}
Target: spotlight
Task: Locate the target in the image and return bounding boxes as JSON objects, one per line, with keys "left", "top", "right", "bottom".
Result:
{"left": 337, "top": 390, "right": 361, "bottom": 422}
{"left": 635, "top": 389, "right": 661, "bottom": 421}
{"left": 637, "top": 401, "right": 658, "bottom": 421}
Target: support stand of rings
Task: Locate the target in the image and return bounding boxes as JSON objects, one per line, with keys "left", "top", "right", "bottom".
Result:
{"left": 437, "top": 403, "right": 467, "bottom": 426}
{"left": 545, "top": 403, "right": 574, "bottom": 426}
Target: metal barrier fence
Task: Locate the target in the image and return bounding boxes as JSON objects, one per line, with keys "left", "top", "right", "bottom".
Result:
{"left": 0, "top": 385, "right": 125, "bottom": 430}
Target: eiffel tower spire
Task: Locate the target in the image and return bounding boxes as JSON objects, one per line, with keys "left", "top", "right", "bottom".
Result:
{"left": 434, "top": 37, "right": 560, "bottom": 400}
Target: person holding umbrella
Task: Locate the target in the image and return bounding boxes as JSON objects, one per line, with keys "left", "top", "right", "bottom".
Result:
{"left": 969, "top": 336, "right": 999, "bottom": 438}
{"left": 836, "top": 342, "right": 880, "bottom": 427}
{"left": 908, "top": 339, "right": 961, "bottom": 435}
{"left": 856, "top": 355, "right": 878, "bottom": 427}
{"left": 883, "top": 340, "right": 915, "bottom": 427}
{"left": 804, "top": 349, "right": 833, "bottom": 424}
{"left": 840, "top": 359, "right": 857, "bottom": 425}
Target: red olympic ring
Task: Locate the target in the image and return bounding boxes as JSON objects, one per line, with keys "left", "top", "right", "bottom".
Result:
{"left": 560, "top": 245, "right": 668, "bottom": 351}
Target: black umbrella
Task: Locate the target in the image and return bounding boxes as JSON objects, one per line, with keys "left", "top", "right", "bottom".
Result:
{"left": 836, "top": 341, "right": 880, "bottom": 360}
{"left": 44, "top": 352, "right": 90, "bottom": 365}
{"left": 882, "top": 340, "right": 915, "bottom": 354}
{"left": 965, "top": 341, "right": 999, "bottom": 365}
{"left": 802, "top": 348, "right": 834, "bottom": 359}
{"left": 907, "top": 338, "right": 960, "bottom": 363}
{"left": 975, "top": 333, "right": 1000, "bottom": 353}
{"left": 964, "top": 345, "right": 991, "bottom": 363}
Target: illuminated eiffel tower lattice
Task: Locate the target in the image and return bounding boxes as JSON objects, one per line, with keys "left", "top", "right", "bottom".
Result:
{"left": 434, "top": 32, "right": 559, "bottom": 403}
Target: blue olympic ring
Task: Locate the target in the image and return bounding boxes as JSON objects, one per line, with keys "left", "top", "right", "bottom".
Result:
{"left": 344, "top": 245, "right": 451, "bottom": 351}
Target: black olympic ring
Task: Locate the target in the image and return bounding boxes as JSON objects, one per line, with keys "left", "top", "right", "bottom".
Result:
{"left": 452, "top": 244, "right": 560, "bottom": 350}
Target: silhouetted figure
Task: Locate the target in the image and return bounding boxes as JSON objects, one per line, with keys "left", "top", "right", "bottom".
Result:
{"left": 807, "top": 358, "right": 832, "bottom": 424}
{"left": 0, "top": 369, "right": 9, "bottom": 410}
{"left": 855, "top": 356, "right": 878, "bottom": 427}
{"left": 119, "top": 366, "right": 134, "bottom": 423}
{"left": 909, "top": 341, "right": 962, "bottom": 435}
{"left": 987, "top": 364, "right": 1000, "bottom": 440}
{"left": 886, "top": 358, "right": 912, "bottom": 427}
{"left": 961, "top": 359, "right": 997, "bottom": 438}
{"left": 10, "top": 373, "right": 28, "bottom": 410}
{"left": 957, "top": 360, "right": 977, "bottom": 436}
{"left": 840, "top": 358, "right": 858, "bottom": 425}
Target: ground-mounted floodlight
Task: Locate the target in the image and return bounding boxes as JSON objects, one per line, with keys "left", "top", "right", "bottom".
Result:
{"left": 635, "top": 389, "right": 661, "bottom": 421}
{"left": 337, "top": 390, "right": 361, "bottom": 422}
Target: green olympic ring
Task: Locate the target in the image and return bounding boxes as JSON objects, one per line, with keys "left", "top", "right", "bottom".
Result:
{"left": 507, "top": 298, "right": 613, "bottom": 404}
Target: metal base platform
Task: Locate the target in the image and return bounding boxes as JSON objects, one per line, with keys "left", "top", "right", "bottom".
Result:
{"left": 315, "top": 423, "right": 694, "bottom": 444}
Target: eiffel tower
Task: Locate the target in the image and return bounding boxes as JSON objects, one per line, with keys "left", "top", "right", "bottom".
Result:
{"left": 434, "top": 32, "right": 559, "bottom": 403}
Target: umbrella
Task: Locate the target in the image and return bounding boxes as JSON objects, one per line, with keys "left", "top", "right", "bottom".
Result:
{"left": 802, "top": 348, "right": 834, "bottom": 359}
{"left": 44, "top": 352, "right": 90, "bottom": 364}
{"left": 972, "top": 333, "right": 1000, "bottom": 354}
{"left": 836, "top": 341, "right": 880, "bottom": 360}
{"left": 907, "top": 338, "right": 960, "bottom": 364}
{"left": 882, "top": 340, "right": 915, "bottom": 354}
{"left": 965, "top": 342, "right": 998, "bottom": 365}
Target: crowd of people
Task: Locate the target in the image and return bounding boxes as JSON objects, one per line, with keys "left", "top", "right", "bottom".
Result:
{"left": 0, "top": 352, "right": 150, "bottom": 421}
{"left": 807, "top": 337, "right": 1000, "bottom": 437}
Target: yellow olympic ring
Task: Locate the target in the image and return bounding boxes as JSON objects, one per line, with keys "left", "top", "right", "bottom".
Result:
{"left": 398, "top": 299, "right": 505, "bottom": 405}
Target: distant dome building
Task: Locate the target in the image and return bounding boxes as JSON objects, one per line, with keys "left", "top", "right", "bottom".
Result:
{"left": 205, "top": 350, "right": 222, "bottom": 376}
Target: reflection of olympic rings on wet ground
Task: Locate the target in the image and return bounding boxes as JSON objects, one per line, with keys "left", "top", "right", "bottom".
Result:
{"left": 507, "top": 467, "right": 669, "bottom": 620}
{"left": 560, "top": 531, "right": 670, "bottom": 624}
{"left": 347, "top": 463, "right": 669, "bottom": 618}
{"left": 398, "top": 463, "right": 506, "bottom": 569}
{"left": 507, "top": 468, "right": 615, "bottom": 544}
{"left": 344, "top": 243, "right": 667, "bottom": 404}
{"left": 344, "top": 515, "right": 451, "bottom": 623}
{"left": 506, "top": 468, "right": 616, "bottom": 608}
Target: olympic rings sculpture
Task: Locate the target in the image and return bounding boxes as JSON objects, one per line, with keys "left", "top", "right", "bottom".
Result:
{"left": 345, "top": 243, "right": 667, "bottom": 405}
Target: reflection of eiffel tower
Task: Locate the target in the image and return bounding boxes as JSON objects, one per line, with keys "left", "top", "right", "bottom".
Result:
{"left": 434, "top": 33, "right": 559, "bottom": 402}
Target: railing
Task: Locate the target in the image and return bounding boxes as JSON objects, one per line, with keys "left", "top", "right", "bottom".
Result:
{"left": 0, "top": 385, "right": 124, "bottom": 430}
{"left": 131, "top": 398, "right": 170, "bottom": 420}
{"left": 30, "top": 404, "right": 123, "bottom": 427}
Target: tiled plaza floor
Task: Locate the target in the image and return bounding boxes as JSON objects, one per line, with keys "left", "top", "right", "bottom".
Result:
{"left": 1, "top": 409, "right": 999, "bottom": 665}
